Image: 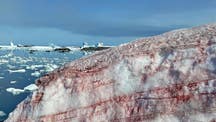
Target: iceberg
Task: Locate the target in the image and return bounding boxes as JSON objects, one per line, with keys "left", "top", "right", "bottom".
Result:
{"left": 8, "top": 69, "right": 26, "bottom": 73}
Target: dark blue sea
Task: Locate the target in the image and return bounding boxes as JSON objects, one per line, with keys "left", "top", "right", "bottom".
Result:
{"left": 0, "top": 49, "right": 87, "bottom": 121}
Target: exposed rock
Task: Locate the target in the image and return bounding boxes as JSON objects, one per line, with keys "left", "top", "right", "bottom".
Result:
{"left": 81, "top": 46, "right": 110, "bottom": 52}
{"left": 6, "top": 23, "right": 216, "bottom": 122}
{"left": 54, "top": 47, "right": 71, "bottom": 53}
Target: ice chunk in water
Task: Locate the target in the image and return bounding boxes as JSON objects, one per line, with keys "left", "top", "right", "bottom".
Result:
{"left": 8, "top": 69, "right": 26, "bottom": 73}
{"left": 0, "top": 59, "right": 9, "bottom": 64}
{"left": 24, "top": 84, "right": 38, "bottom": 91}
{"left": 10, "top": 81, "right": 17, "bottom": 84}
{"left": 31, "top": 71, "right": 41, "bottom": 77}
{"left": 6, "top": 88, "right": 25, "bottom": 95}
{"left": 6, "top": 84, "right": 38, "bottom": 95}
{"left": 0, "top": 111, "right": 6, "bottom": 117}
{"left": 26, "top": 65, "right": 44, "bottom": 70}
{"left": 45, "top": 64, "right": 58, "bottom": 72}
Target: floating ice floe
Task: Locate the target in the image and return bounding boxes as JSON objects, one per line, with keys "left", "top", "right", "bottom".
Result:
{"left": 66, "top": 46, "right": 80, "bottom": 51}
{"left": 31, "top": 71, "right": 41, "bottom": 77}
{"left": 6, "top": 88, "right": 25, "bottom": 95}
{"left": 10, "top": 81, "right": 17, "bottom": 84}
{"left": 0, "top": 77, "right": 4, "bottom": 79}
{"left": 8, "top": 69, "right": 26, "bottom": 73}
{"left": 6, "top": 84, "right": 38, "bottom": 95}
{"left": 11, "top": 58, "right": 28, "bottom": 64}
{"left": 7, "top": 64, "right": 16, "bottom": 69}
{"left": 26, "top": 65, "right": 44, "bottom": 70}
{"left": 24, "top": 84, "right": 38, "bottom": 91}
{"left": 0, "top": 59, "right": 9, "bottom": 64}
{"left": 44, "top": 64, "right": 58, "bottom": 72}
{"left": 0, "top": 111, "right": 6, "bottom": 117}
{"left": 39, "top": 69, "right": 45, "bottom": 73}
{"left": 0, "top": 46, "right": 17, "bottom": 50}
{"left": 3, "top": 52, "right": 14, "bottom": 58}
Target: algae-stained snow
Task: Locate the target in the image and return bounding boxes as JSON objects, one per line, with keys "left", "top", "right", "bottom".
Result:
{"left": 6, "top": 23, "right": 216, "bottom": 122}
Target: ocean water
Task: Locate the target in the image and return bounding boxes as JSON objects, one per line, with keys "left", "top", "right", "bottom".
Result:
{"left": 0, "top": 49, "right": 86, "bottom": 121}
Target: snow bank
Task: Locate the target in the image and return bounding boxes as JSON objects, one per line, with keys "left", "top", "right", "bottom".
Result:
{"left": 5, "top": 23, "right": 216, "bottom": 122}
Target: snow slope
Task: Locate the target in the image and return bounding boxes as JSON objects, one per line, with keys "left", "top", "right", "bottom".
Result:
{"left": 5, "top": 23, "right": 216, "bottom": 122}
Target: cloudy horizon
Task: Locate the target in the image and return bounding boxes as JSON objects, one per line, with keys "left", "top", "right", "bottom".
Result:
{"left": 0, "top": 0, "right": 216, "bottom": 45}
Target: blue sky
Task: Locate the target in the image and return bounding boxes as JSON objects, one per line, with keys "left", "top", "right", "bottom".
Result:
{"left": 0, "top": 0, "right": 216, "bottom": 45}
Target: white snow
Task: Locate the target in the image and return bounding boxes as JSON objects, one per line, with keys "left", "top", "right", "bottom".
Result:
{"left": 205, "top": 56, "right": 216, "bottom": 72}
{"left": 131, "top": 56, "right": 151, "bottom": 73}
{"left": 40, "top": 78, "right": 73, "bottom": 115}
{"left": 112, "top": 60, "right": 141, "bottom": 95}
{"left": 187, "top": 112, "right": 216, "bottom": 122}
{"left": 154, "top": 115, "right": 180, "bottom": 122}
{"left": 144, "top": 70, "right": 170, "bottom": 90}
{"left": 174, "top": 59, "right": 193, "bottom": 74}
{"left": 152, "top": 52, "right": 164, "bottom": 68}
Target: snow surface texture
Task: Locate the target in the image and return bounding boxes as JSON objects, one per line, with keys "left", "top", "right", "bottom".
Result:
{"left": 5, "top": 23, "right": 216, "bottom": 122}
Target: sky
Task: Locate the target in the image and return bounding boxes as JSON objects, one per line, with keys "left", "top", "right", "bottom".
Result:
{"left": 0, "top": 0, "right": 216, "bottom": 45}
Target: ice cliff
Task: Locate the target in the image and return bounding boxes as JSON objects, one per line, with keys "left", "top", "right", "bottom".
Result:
{"left": 5, "top": 23, "right": 216, "bottom": 122}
